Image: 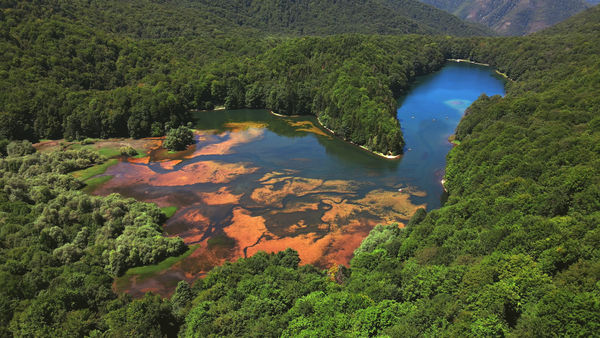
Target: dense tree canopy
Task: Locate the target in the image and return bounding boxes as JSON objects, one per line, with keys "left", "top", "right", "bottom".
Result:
{"left": 0, "top": 0, "right": 600, "bottom": 336}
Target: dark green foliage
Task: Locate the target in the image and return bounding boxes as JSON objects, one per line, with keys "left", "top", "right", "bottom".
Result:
{"left": 0, "top": 1, "right": 452, "bottom": 155}
{"left": 193, "top": 0, "right": 492, "bottom": 36}
{"left": 164, "top": 126, "right": 194, "bottom": 151}
{"left": 102, "top": 293, "right": 179, "bottom": 337}
{"left": 7, "top": 0, "right": 490, "bottom": 38}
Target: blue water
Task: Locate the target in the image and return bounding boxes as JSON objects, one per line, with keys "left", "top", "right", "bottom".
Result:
{"left": 396, "top": 62, "right": 506, "bottom": 207}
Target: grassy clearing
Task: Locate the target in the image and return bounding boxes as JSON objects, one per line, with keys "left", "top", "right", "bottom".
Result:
{"left": 97, "top": 147, "right": 122, "bottom": 158}
{"left": 123, "top": 245, "right": 198, "bottom": 277}
{"left": 134, "top": 149, "right": 147, "bottom": 158}
{"left": 161, "top": 206, "right": 178, "bottom": 218}
{"left": 82, "top": 175, "right": 113, "bottom": 193}
{"left": 72, "top": 158, "right": 119, "bottom": 181}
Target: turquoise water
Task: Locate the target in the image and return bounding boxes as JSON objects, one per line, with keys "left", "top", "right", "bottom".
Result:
{"left": 101, "top": 62, "right": 505, "bottom": 296}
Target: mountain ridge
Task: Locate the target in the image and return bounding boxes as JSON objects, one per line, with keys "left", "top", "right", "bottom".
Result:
{"left": 420, "top": 0, "right": 590, "bottom": 35}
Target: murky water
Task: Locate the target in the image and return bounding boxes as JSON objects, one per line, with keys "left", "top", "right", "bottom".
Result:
{"left": 95, "top": 62, "right": 505, "bottom": 297}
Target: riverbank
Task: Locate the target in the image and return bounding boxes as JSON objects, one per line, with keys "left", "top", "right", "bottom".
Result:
{"left": 494, "top": 70, "right": 512, "bottom": 81}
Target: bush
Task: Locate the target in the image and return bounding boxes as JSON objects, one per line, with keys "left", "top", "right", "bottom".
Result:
{"left": 163, "top": 126, "right": 194, "bottom": 151}
{"left": 119, "top": 146, "right": 138, "bottom": 157}
{"left": 6, "top": 141, "right": 36, "bottom": 157}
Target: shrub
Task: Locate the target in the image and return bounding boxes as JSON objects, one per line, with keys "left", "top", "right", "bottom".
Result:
{"left": 163, "top": 126, "right": 194, "bottom": 151}
{"left": 119, "top": 146, "right": 138, "bottom": 157}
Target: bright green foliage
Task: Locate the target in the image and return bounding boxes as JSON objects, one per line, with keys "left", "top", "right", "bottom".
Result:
{"left": 161, "top": 206, "right": 178, "bottom": 219}
{"left": 119, "top": 145, "right": 138, "bottom": 157}
{"left": 163, "top": 126, "right": 195, "bottom": 151}
{"left": 0, "top": 148, "right": 186, "bottom": 335}
{"left": 5, "top": 140, "right": 35, "bottom": 157}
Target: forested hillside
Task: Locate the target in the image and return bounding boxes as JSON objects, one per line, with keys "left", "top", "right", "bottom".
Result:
{"left": 1, "top": 0, "right": 492, "bottom": 38}
{"left": 1, "top": 0, "right": 600, "bottom": 336}
{"left": 420, "top": 0, "right": 590, "bottom": 35}
{"left": 1, "top": 0, "right": 456, "bottom": 156}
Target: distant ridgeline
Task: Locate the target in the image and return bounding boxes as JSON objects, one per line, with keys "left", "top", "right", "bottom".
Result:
{"left": 1, "top": 0, "right": 600, "bottom": 336}
{"left": 420, "top": 0, "right": 591, "bottom": 35}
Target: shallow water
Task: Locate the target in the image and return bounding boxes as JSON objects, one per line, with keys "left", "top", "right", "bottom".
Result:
{"left": 97, "top": 62, "right": 505, "bottom": 297}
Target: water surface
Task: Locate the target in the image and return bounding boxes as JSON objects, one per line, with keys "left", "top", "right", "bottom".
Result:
{"left": 95, "top": 62, "right": 505, "bottom": 296}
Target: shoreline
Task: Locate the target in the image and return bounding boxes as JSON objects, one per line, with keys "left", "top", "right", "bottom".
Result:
{"left": 447, "top": 59, "right": 514, "bottom": 81}
{"left": 192, "top": 105, "right": 226, "bottom": 113}
{"left": 315, "top": 116, "right": 402, "bottom": 160}
{"left": 269, "top": 110, "right": 302, "bottom": 118}
{"left": 494, "top": 70, "right": 512, "bottom": 81}
{"left": 447, "top": 58, "right": 490, "bottom": 67}
{"left": 270, "top": 110, "right": 401, "bottom": 159}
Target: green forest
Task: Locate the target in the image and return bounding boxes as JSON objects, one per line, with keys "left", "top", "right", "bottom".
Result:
{"left": 1, "top": 0, "right": 600, "bottom": 336}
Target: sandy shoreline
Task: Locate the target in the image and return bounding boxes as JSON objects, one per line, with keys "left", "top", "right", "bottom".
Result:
{"left": 494, "top": 70, "right": 512, "bottom": 81}
{"left": 447, "top": 58, "right": 490, "bottom": 67}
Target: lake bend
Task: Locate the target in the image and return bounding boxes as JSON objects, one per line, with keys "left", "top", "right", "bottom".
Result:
{"left": 93, "top": 62, "right": 506, "bottom": 297}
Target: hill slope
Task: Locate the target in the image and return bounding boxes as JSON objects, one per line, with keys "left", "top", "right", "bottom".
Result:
{"left": 1, "top": 0, "right": 492, "bottom": 38}
{"left": 420, "top": 0, "right": 590, "bottom": 35}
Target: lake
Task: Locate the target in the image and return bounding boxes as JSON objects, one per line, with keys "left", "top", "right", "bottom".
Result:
{"left": 95, "top": 62, "right": 506, "bottom": 296}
